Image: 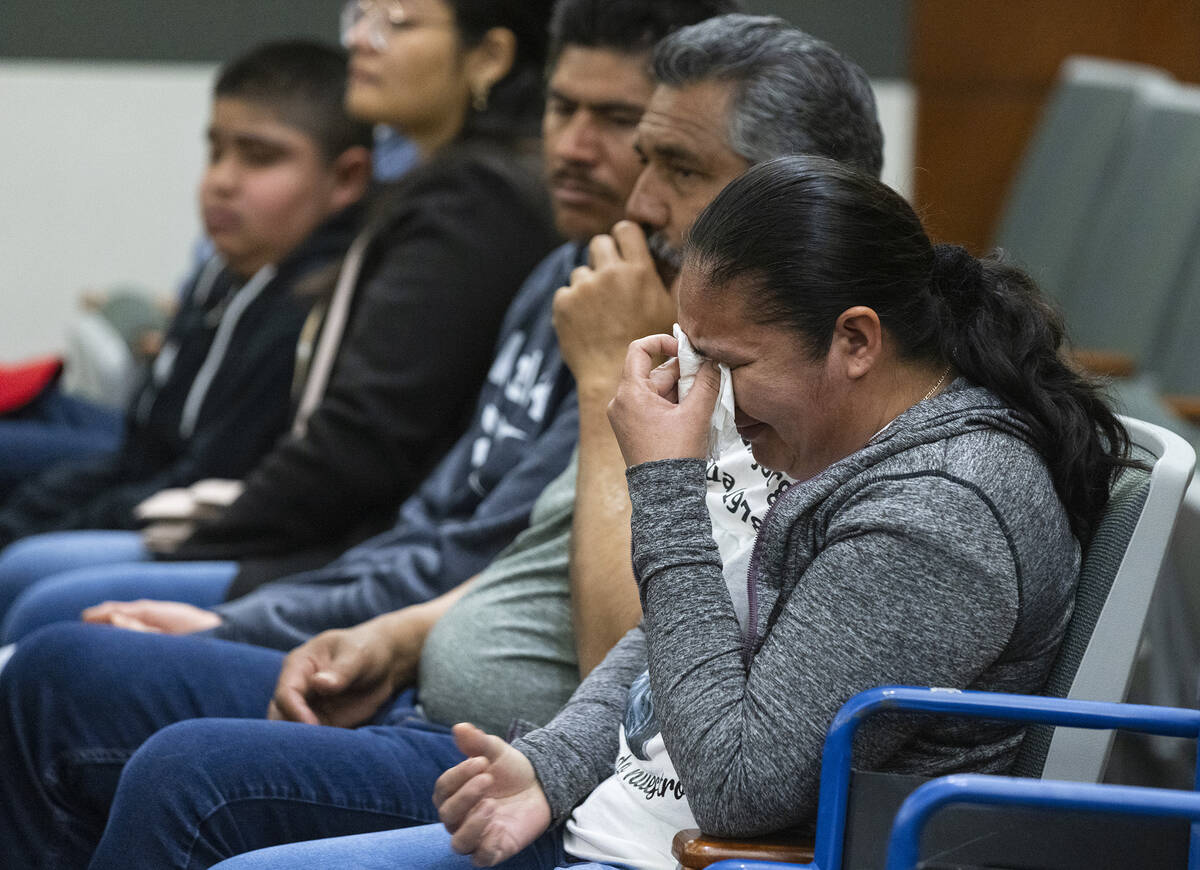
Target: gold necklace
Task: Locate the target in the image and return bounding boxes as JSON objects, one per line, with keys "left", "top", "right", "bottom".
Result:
{"left": 921, "top": 366, "right": 952, "bottom": 403}
{"left": 869, "top": 366, "right": 954, "bottom": 443}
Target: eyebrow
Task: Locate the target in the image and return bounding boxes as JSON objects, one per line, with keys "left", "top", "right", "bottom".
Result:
{"left": 546, "top": 89, "right": 644, "bottom": 116}
{"left": 637, "top": 137, "right": 701, "bottom": 165}
{"left": 207, "top": 128, "right": 293, "bottom": 149}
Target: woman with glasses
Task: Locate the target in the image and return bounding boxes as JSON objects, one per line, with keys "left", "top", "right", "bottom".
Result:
{"left": 0, "top": 0, "right": 560, "bottom": 632}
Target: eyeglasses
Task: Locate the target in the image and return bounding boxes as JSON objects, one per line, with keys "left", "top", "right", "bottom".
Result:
{"left": 340, "top": 0, "right": 452, "bottom": 51}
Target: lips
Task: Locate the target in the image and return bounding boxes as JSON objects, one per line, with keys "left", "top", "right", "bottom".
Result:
{"left": 348, "top": 63, "right": 379, "bottom": 86}
{"left": 203, "top": 206, "right": 242, "bottom": 235}
{"left": 348, "top": 65, "right": 379, "bottom": 91}
{"left": 736, "top": 415, "right": 768, "bottom": 441}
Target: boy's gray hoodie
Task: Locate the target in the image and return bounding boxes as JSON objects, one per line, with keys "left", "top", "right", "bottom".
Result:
{"left": 514, "top": 381, "right": 1079, "bottom": 837}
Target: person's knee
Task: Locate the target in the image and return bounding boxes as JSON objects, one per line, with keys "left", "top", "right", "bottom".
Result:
{"left": 0, "top": 536, "right": 57, "bottom": 604}
{"left": 0, "top": 534, "right": 139, "bottom": 620}
{"left": 120, "top": 719, "right": 224, "bottom": 798}
{"left": 6, "top": 621, "right": 96, "bottom": 680}
{"left": 210, "top": 854, "right": 276, "bottom": 870}
{"left": 4, "top": 622, "right": 145, "bottom": 711}
{"left": 0, "top": 623, "right": 107, "bottom": 725}
{"left": 1, "top": 585, "right": 59, "bottom": 643}
{"left": 1, "top": 565, "right": 123, "bottom": 643}
{"left": 111, "top": 719, "right": 292, "bottom": 864}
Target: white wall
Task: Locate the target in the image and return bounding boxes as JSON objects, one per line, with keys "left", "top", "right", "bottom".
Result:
{"left": 0, "top": 61, "right": 215, "bottom": 360}
{"left": 875, "top": 79, "right": 916, "bottom": 202}
{"left": 0, "top": 62, "right": 914, "bottom": 362}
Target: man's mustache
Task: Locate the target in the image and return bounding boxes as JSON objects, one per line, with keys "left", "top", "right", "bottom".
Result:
{"left": 547, "top": 165, "right": 621, "bottom": 204}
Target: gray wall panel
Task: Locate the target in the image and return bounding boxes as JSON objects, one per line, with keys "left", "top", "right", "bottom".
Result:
{"left": 744, "top": 0, "right": 908, "bottom": 77}
{"left": 0, "top": 3, "right": 338, "bottom": 63}
{"left": 0, "top": 1, "right": 907, "bottom": 76}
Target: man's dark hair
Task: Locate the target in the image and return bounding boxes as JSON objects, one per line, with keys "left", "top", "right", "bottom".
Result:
{"left": 547, "top": 0, "right": 742, "bottom": 69}
{"left": 653, "top": 15, "right": 884, "bottom": 177}
{"left": 214, "top": 40, "right": 373, "bottom": 162}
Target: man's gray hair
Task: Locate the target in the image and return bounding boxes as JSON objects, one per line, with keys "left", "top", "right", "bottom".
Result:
{"left": 652, "top": 14, "right": 884, "bottom": 178}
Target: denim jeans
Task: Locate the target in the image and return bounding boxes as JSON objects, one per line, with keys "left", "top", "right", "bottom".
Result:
{"left": 0, "top": 531, "right": 236, "bottom": 642}
{"left": 0, "top": 387, "right": 123, "bottom": 498}
{"left": 207, "top": 824, "right": 623, "bottom": 870}
{"left": 0, "top": 623, "right": 468, "bottom": 869}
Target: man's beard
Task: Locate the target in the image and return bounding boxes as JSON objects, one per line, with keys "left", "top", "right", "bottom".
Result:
{"left": 646, "top": 230, "right": 683, "bottom": 286}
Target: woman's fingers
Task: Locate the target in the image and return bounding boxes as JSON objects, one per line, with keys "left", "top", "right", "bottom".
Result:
{"left": 682, "top": 359, "right": 721, "bottom": 409}
{"left": 447, "top": 796, "right": 496, "bottom": 860}
{"left": 437, "top": 766, "right": 493, "bottom": 833}
{"left": 647, "top": 357, "right": 681, "bottom": 399}
{"left": 433, "top": 752, "right": 489, "bottom": 811}
{"left": 622, "top": 333, "right": 679, "bottom": 382}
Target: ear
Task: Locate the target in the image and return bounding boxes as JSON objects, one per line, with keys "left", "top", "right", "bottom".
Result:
{"left": 830, "top": 305, "right": 882, "bottom": 380}
{"left": 328, "top": 145, "right": 372, "bottom": 212}
{"left": 465, "top": 26, "right": 517, "bottom": 103}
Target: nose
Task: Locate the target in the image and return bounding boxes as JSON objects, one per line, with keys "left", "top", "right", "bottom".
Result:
{"left": 553, "top": 111, "right": 600, "bottom": 165}
{"left": 204, "top": 152, "right": 239, "bottom": 195}
{"left": 342, "top": 10, "right": 377, "bottom": 52}
{"left": 624, "top": 168, "right": 667, "bottom": 230}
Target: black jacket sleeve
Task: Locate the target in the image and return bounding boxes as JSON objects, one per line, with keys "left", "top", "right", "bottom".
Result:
{"left": 51, "top": 321, "right": 303, "bottom": 531}
{"left": 0, "top": 267, "right": 311, "bottom": 545}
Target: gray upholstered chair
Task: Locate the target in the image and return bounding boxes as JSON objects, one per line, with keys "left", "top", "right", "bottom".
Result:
{"left": 994, "top": 56, "right": 1172, "bottom": 306}
{"left": 1056, "top": 81, "right": 1200, "bottom": 377}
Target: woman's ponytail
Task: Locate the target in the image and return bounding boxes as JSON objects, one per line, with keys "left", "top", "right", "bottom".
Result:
{"left": 929, "top": 247, "right": 1135, "bottom": 540}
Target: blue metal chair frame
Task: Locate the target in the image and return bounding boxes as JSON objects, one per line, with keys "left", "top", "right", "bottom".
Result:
{"left": 884, "top": 773, "right": 1200, "bottom": 870}
{"left": 708, "top": 685, "right": 1200, "bottom": 870}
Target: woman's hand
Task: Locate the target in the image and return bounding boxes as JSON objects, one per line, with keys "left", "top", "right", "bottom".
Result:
{"left": 607, "top": 333, "right": 720, "bottom": 467}
{"left": 434, "top": 723, "right": 552, "bottom": 866}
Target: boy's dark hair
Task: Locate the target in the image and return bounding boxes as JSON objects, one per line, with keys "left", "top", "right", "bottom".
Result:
{"left": 547, "top": 0, "right": 743, "bottom": 69}
{"left": 214, "top": 40, "right": 373, "bottom": 162}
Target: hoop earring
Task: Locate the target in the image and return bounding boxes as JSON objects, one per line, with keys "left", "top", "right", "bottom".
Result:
{"left": 472, "top": 83, "right": 490, "bottom": 112}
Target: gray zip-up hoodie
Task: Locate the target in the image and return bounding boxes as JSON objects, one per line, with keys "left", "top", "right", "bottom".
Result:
{"left": 514, "top": 381, "right": 1079, "bottom": 838}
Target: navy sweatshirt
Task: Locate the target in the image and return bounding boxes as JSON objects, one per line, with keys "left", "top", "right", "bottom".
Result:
{"left": 208, "top": 243, "right": 586, "bottom": 649}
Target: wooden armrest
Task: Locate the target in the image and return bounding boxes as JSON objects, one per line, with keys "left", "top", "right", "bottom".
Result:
{"left": 1164, "top": 394, "right": 1200, "bottom": 425}
{"left": 1070, "top": 348, "right": 1136, "bottom": 379}
{"left": 671, "top": 828, "right": 815, "bottom": 870}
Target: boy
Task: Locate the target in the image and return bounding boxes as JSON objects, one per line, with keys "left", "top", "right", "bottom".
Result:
{"left": 0, "top": 41, "right": 372, "bottom": 563}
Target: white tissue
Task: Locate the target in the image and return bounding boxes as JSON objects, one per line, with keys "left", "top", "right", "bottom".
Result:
{"left": 674, "top": 323, "right": 741, "bottom": 461}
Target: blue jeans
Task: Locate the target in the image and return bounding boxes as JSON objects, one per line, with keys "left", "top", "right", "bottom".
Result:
{"left": 208, "top": 825, "right": 619, "bottom": 870}
{"left": 0, "top": 623, "right": 469, "bottom": 869}
{"left": 0, "top": 531, "right": 236, "bottom": 642}
{"left": 0, "top": 387, "right": 123, "bottom": 498}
